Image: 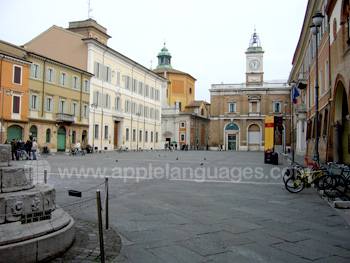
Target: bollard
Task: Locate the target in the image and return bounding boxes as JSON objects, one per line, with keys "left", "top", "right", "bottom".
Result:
{"left": 96, "top": 190, "right": 105, "bottom": 263}
{"left": 105, "top": 176, "right": 109, "bottom": 230}
{"left": 44, "top": 169, "right": 47, "bottom": 184}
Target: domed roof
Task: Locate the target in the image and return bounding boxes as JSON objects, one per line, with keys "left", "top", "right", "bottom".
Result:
{"left": 157, "top": 45, "right": 171, "bottom": 57}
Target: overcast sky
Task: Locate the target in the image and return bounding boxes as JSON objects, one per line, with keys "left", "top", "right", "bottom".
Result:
{"left": 0, "top": 0, "right": 308, "bottom": 102}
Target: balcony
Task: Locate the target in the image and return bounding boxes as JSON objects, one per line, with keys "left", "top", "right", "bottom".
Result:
{"left": 295, "top": 104, "right": 307, "bottom": 114}
{"left": 56, "top": 113, "right": 75, "bottom": 123}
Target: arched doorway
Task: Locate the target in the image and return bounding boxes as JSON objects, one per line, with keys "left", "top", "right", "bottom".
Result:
{"left": 248, "top": 124, "right": 261, "bottom": 151}
{"left": 30, "top": 125, "right": 37, "bottom": 140}
{"left": 7, "top": 125, "right": 23, "bottom": 141}
{"left": 333, "top": 81, "right": 349, "bottom": 163}
{"left": 82, "top": 130, "right": 87, "bottom": 145}
{"left": 225, "top": 123, "right": 239, "bottom": 150}
{"left": 57, "top": 126, "right": 66, "bottom": 151}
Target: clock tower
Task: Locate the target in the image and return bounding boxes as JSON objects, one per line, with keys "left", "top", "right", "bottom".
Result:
{"left": 245, "top": 29, "right": 264, "bottom": 84}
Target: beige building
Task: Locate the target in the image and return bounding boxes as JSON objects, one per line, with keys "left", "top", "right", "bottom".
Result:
{"left": 210, "top": 30, "right": 291, "bottom": 151}
{"left": 24, "top": 19, "right": 166, "bottom": 151}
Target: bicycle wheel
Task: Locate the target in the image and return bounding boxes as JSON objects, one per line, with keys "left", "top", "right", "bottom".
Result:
{"left": 332, "top": 175, "right": 349, "bottom": 195}
{"left": 315, "top": 173, "right": 334, "bottom": 190}
{"left": 285, "top": 172, "right": 305, "bottom": 193}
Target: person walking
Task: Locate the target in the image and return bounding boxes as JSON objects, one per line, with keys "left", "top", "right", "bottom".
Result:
{"left": 75, "top": 141, "right": 81, "bottom": 155}
{"left": 25, "top": 139, "right": 32, "bottom": 160}
{"left": 31, "top": 138, "right": 37, "bottom": 160}
{"left": 10, "top": 138, "right": 16, "bottom": 160}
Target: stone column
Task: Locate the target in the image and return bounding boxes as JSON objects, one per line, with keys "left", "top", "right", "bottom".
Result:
{"left": 332, "top": 121, "right": 341, "bottom": 163}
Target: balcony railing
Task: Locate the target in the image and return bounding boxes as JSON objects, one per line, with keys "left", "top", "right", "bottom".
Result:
{"left": 56, "top": 113, "right": 74, "bottom": 123}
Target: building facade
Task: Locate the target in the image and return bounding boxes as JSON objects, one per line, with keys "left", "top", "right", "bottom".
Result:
{"left": 24, "top": 19, "right": 166, "bottom": 151}
{"left": 0, "top": 41, "right": 31, "bottom": 143}
{"left": 210, "top": 31, "right": 291, "bottom": 151}
{"left": 154, "top": 45, "right": 210, "bottom": 149}
{"left": 288, "top": 0, "right": 347, "bottom": 163}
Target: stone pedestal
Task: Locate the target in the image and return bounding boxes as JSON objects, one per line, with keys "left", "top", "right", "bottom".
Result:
{"left": 0, "top": 144, "right": 74, "bottom": 263}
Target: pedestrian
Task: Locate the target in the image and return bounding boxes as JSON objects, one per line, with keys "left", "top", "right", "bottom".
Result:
{"left": 4, "top": 140, "right": 9, "bottom": 144}
{"left": 75, "top": 141, "right": 81, "bottom": 155}
{"left": 31, "top": 138, "right": 37, "bottom": 160}
{"left": 18, "top": 139, "right": 30, "bottom": 160}
{"left": 25, "top": 139, "right": 32, "bottom": 160}
{"left": 82, "top": 140, "right": 86, "bottom": 155}
{"left": 10, "top": 138, "right": 16, "bottom": 160}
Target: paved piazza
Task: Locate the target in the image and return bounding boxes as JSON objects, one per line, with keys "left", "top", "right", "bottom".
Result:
{"left": 28, "top": 150, "right": 350, "bottom": 262}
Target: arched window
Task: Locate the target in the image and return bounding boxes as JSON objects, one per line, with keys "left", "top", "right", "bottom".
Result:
{"left": 46, "top": 129, "right": 51, "bottom": 143}
{"left": 225, "top": 123, "right": 239, "bottom": 130}
{"left": 201, "top": 108, "right": 204, "bottom": 116}
{"left": 30, "top": 125, "right": 37, "bottom": 140}
{"left": 72, "top": 131, "right": 76, "bottom": 144}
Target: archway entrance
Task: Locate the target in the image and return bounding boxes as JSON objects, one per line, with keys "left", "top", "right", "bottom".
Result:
{"left": 30, "top": 125, "right": 37, "bottom": 140}
{"left": 248, "top": 124, "right": 261, "bottom": 151}
{"left": 333, "top": 81, "right": 349, "bottom": 163}
{"left": 225, "top": 123, "right": 239, "bottom": 151}
{"left": 57, "top": 126, "right": 66, "bottom": 151}
{"left": 7, "top": 125, "right": 23, "bottom": 141}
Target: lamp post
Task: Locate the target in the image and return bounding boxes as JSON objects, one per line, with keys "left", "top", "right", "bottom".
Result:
{"left": 291, "top": 81, "right": 296, "bottom": 164}
{"left": 91, "top": 103, "right": 98, "bottom": 153}
{"left": 136, "top": 112, "right": 141, "bottom": 151}
{"left": 284, "top": 101, "right": 288, "bottom": 154}
{"left": 310, "top": 11, "right": 324, "bottom": 163}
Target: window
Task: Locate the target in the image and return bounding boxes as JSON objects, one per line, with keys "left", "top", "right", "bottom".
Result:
{"left": 94, "top": 91, "right": 102, "bottom": 106}
{"left": 30, "top": 94, "right": 40, "bottom": 110}
{"left": 72, "top": 76, "right": 80, "bottom": 90}
{"left": 72, "top": 131, "right": 76, "bottom": 144}
{"left": 145, "top": 84, "right": 149, "bottom": 97}
{"left": 125, "top": 100, "right": 130, "bottom": 113}
{"left": 150, "top": 108, "right": 154, "bottom": 119}
{"left": 58, "top": 100, "right": 67, "bottom": 113}
{"left": 144, "top": 106, "right": 149, "bottom": 118}
{"left": 139, "top": 130, "right": 142, "bottom": 142}
{"left": 94, "top": 124, "right": 99, "bottom": 139}
{"left": 138, "top": 81, "right": 143, "bottom": 95}
{"left": 155, "top": 89, "right": 160, "bottom": 101}
{"left": 13, "top": 65, "right": 22, "bottom": 84}
{"left": 104, "top": 66, "right": 111, "bottom": 83}
{"left": 156, "top": 132, "right": 159, "bottom": 143}
{"left": 46, "top": 129, "right": 51, "bottom": 143}
{"left": 180, "top": 122, "right": 185, "bottom": 128}
{"left": 155, "top": 109, "right": 160, "bottom": 120}
{"left": 104, "top": 125, "right": 109, "bottom": 140}
{"left": 145, "top": 131, "right": 148, "bottom": 142}
{"left": 150, "top": 87, "right": 155, "bottom": 99}
{"left": 132, "top": 78, "right": 137, "bottom": 92}
{"left": 83, "top": 79, "right": 90, "bottom": 92}
{"left": 132, "top": 129, "right": 136, "bottom": 141}
{"left": 150, "top": 131, "right": 154, "bottom": 143}
{"left": 274, "top": 102, "right": 281, "bottom": 113}
{"left": 117, "top": 71, "right": 121, "bottom": 86}
{"left": 125, "top": 75, "right": 131, "bottom": 90}
{"left": 229, "top": 103, "right": 236, "bottom": 113}
{"left": 104, "top": 93, "right": 111, "bottom": 109}
{"left": 126, "top": 128, "right": 130, "bottom": 141}
{"left": 82, "top": 104, "right": 89, "bottom": 118}
{"left": 30, "top": 64, "right": 42, "bottom": 79}
{"left": 94, "top": 61, "right": 102, "bottom": 79}
{"left": 180, "top": 133, "right": 185, "bottom": 142}
{"left": 59, "top": 72, "right": 68, "bottom": 87}
{"left": 115, "top": 96, "right": 122, "bottom": 111}
{"left": 138, "top": 104, "right": 143, "bottom": 116}
{"left": 46, "top": 68, "right": 56, "bottom": 83}
{"left": 71, "top": 102, "right": 79, "bottom": 116}
{"left": 201, "top": 108, "right": 204, "bottom": 116}
{"left": 45, "top": 97, "right": 54, "bottom": 112}
{"left": 12, "top": 95, "right": 20, "bottom": 114}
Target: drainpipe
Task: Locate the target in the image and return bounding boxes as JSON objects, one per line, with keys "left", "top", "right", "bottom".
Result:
{"left": 0, "top": 56, "right": 4, "bottom": 143}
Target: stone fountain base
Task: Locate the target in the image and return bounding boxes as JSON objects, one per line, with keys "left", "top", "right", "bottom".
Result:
{"left": 0, "top": 145, "right": 75, "bottom": 263}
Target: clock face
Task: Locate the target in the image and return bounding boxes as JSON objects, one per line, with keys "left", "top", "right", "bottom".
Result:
{"left": 249, "top": 60, "right": 260, "bottom": 70}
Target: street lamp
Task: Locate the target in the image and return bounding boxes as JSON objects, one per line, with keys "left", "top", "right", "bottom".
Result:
{"left": 91, "top": 103, "right": 98, "bottom": 153}
{"left": 291, "top": 80, "right": 296, "bottom": 164}
{"left": 310, "top": 10, "right": 324, "bottom": 163}
{"left": 136, "top": 112, "right": 141, "bottom": 151}
{"left": 284, "top": 101, "right": 288, "bottom": 154}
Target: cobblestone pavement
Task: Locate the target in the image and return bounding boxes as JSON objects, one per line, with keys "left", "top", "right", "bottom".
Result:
{"left": 36, "top": 150, "right": 350, "bottom": 262}
{"left": 48, "top": 219, "right": 121, "bottom": 262}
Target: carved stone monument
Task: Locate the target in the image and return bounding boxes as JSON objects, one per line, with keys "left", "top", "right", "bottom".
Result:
{"left": 0, "top": 144, "right": 75, "bottom": 262}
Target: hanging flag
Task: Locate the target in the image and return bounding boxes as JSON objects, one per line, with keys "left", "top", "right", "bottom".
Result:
{"left": 293, "top": 87, "right": 300, "bottom": 104}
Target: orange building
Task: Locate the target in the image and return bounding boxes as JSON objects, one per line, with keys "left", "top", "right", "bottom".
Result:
{"left": 0, "top": 41, "right": 31, "bottom": 143}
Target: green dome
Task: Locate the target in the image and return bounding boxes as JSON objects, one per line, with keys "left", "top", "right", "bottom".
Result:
{"left": 157, "top": 44, "right": 172, "bottom": 69}
{"left": 157, "top": 46, "right": 171, "bottom": 58}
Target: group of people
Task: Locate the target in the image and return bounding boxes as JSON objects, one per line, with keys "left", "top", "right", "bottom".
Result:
{"left": 5, "top": 138, "right": 38, "bottom": 161}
